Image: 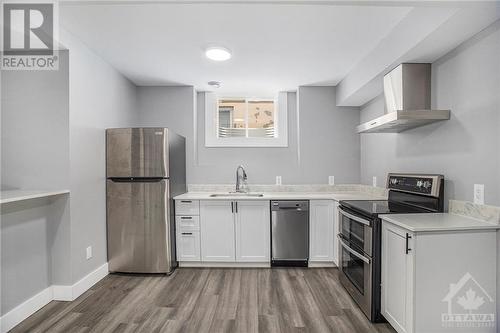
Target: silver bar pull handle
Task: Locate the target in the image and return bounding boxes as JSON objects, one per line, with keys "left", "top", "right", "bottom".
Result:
{"left": 338, "top": 235, "right": 371, "bottom": 264}
{"left": 338, "top": 208, "right": 371, "bottom": 226}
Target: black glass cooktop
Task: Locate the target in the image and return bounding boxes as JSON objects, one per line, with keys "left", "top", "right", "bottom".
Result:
{"left": 340, "top": 200, "right": 430, "bottom": 217}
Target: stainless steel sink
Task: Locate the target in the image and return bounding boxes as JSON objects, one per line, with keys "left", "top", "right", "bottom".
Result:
{"left": 209, "top": 193, "right": 264, "bottom": 198}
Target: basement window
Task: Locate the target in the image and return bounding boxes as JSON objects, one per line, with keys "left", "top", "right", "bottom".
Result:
{"left": 205, "top": 92, "right": 288, "bottom": 147}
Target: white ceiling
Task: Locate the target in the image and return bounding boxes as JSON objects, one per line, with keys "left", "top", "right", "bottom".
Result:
{"left": 59, "top": 1, "right": 500, "bottom": 100}
{"left": 60, "top": 2, "right": 411, "bottom": 96}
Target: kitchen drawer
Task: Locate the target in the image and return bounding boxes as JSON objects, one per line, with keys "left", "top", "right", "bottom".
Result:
{"left": 176, "top": 215, "right": 200, "bottom": 231}
{"left": 176, "top": 231, "right": 201, "bottom": 261}
{"left": 175, "top": 200, "right": 200, "bottom": 216}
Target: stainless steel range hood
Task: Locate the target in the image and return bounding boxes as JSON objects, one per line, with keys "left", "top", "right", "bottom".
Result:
{"left": 357, "top": 63, "right": 450, "bottom": 133}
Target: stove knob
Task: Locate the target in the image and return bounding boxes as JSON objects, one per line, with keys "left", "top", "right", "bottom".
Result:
{"left": 391, "top": 178, "right": 398, "bottom": 185}
{"left": 423, "top": 181, "right": 432, "bottom": 189}
{"left": 416, "top": 180, "right": 423, "bottom": 188}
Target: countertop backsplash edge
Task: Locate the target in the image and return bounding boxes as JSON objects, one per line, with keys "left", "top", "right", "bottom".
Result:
{"left": 449, "top": 200, "right": 500, "bottom": 224}
{"left": 186, "top": 184, "right": 388, "bottom": 197}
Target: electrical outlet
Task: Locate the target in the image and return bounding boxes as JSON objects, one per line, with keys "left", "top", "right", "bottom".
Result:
{"left": 276, "top": 176, "right": 282, "bottom": 186}
{"left": 86, "top": 246, "right": 92, "bottom": 260}
{"left": 474, "top": 184, "right": 484, "bottom": 205}
{"left": 328, "top": 176, "right": 335, "bottom": 186}
{"left": 372, "top": 176, "right": 377, "bottom": 187}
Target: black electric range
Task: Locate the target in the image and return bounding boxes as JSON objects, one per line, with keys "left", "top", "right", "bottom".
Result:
{"left": 338, "top": 173, "right": 445, "bottom": 322}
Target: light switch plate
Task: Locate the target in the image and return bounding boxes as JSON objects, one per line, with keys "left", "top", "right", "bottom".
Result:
{"left": 372, "top": 176, "right": 377, "bottom": 187}
{"left": 328, "top": 176, "right": 335, "bottom": 186}
{"left": 86, "top": 246, "right": 92, "bottom": 260}
{"left": 474, "top": 184, "right": 484, "bottom": 205}
{"left": 276, "top": 176, "right": 282, "bottom": 186}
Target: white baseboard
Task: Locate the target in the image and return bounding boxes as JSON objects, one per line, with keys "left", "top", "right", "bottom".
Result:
{"left": 0, "top": 287, "right": 53, "bottom": 333}
{"left": 308, "top": 261, "right": 337, "bottom": 268}
{"left": 1, "top": 263, "right": 108, "bottom": 333}
{"left": 52, "top": 285, "right": 73, "bottom": 301}
{"left": 61, "top": 263, "right": 109, "bottom": 301}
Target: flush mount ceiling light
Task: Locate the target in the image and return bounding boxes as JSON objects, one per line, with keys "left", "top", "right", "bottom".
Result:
{"left": 205, "top": 47, "right": 232, "bottom": 61}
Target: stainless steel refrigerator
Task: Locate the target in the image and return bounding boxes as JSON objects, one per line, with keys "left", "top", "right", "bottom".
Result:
{"left": 106, "top": 128, "right": 186, "bottom": 274}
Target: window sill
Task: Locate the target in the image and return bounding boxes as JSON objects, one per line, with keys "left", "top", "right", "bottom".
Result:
{"left": 205, "top": 137, "right": 288, "bottom": 148}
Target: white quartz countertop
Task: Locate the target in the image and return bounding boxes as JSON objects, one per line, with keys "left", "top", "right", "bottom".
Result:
{"left": 380, "top": 213, "right": 500, "bottom": 232}
{"left": 174, "top": 191, "right": 386, "bottom": 202}
{"left": 0, "top": 190, "right": 70, "bottom": 204}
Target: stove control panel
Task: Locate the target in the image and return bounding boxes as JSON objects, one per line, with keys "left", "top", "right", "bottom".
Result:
{"left": 387, "top": 174, "right": 443, "bottom": 197}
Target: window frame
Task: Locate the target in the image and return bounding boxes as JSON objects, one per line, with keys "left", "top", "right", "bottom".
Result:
{"left": 205, "top": 92, "right": 288, "bottom": 147}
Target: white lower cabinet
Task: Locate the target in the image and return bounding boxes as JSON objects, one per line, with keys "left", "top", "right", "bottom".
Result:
{"left": 309, "top": 200, "right": 335, "bottom": 262}
{"left": 235, "top": 201, "right": 270, "bottom": 262}
{"left": 176, "top": 231, "right": 201, "bottom": 261}
{"left": 381, "top": 220, "right": 497, "bottom": 333}
{"left": 198, "top": 200, "right": 270, "bottom": 263}
{"left": 200, "top": 200, "right": 235, "bottom": 262}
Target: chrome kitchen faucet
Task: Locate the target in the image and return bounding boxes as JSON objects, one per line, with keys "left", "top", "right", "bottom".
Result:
{"left": 235, "top": 165, "right": 249, "bottom": 193}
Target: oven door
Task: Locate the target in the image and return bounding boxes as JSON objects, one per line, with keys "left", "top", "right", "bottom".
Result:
{"left": 338, "top": 235, "right": 373, "bottom": 319}
{"left": 338, "top": 207, "right": 372, "bottom": 256}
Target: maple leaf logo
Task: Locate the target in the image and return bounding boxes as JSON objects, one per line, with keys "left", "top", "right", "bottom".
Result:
{"left": 457, "top": 288, "right": 485, "bottom": 313}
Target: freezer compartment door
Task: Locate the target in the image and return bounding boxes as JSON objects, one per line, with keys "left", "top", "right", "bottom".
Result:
{"left": 106, "top": 128, "right": 169, "bottom": 178}
{"left": 107, "top": 179, "right": 173, "bottom": 273}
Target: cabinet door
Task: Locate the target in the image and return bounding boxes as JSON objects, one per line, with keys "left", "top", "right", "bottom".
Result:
{"left": 176, "top": 231, "right": 201, "bottom": 261}
{"left": 235, "top": 201, "right": 270, "bottom": 262}
{"left": 381, "top": 223, "right": 414, "bottom": 333}
{"left": 309, "top": 200, "right": 334, "bottom": 262}
{"left": 200, "top": 201, "right": 235, "bottom": 262}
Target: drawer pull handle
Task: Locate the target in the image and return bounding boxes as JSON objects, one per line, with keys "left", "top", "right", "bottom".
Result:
{"left": 180, "top": 217, "right": 193, "bottom": 220}
{"left": 181, "top": 200, "right": 192, "bottom": 203}
{"left": 182, "top": 232, "right": 193, "bottom": 235}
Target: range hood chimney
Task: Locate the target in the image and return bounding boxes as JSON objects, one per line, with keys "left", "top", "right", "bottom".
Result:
{"left": 357, "top": 63, "right": 450, "bottom": 133}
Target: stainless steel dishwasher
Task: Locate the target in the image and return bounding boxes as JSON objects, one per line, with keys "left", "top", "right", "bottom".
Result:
{"left": 271, "top": 200, "right": 309, "bottom": 267}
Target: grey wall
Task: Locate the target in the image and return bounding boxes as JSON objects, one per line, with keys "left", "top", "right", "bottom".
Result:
{"left": 136, "top": 86, "right": 196, "bottom": 181}
{"left": 61, "top": 29, "right": 138, "bottom": 282}
{"left": 1, "top": 51, "right": 71, "bottom": 314}
{"left": 1, "top": 53, "right": 70, "bottom": 190}
{"left": 137, "top": 86, "right": 360, "bottom": 185}
{"left": 1, "top": 196, "right": 69, "bottom": 315}
{"left": 360, "top": 22, "right": 500, "bottom": 207}
{"left": 297, "top": 86, "right": 360, "bottom": 184}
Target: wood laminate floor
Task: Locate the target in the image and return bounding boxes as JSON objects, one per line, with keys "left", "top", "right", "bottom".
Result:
{"left": 11, "top": 268, "right": 396, "bottom": 333}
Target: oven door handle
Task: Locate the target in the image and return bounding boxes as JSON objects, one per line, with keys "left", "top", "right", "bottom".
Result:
{"left": 338, "top": 235, "right": 371, "bottom": 264}
{"left": 338, "top": 208, "right": 371, "bottom": 227}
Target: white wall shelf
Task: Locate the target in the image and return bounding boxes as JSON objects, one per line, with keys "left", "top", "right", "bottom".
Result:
{"left": 0, "top": 190, "right": 70, "bottom": 205}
